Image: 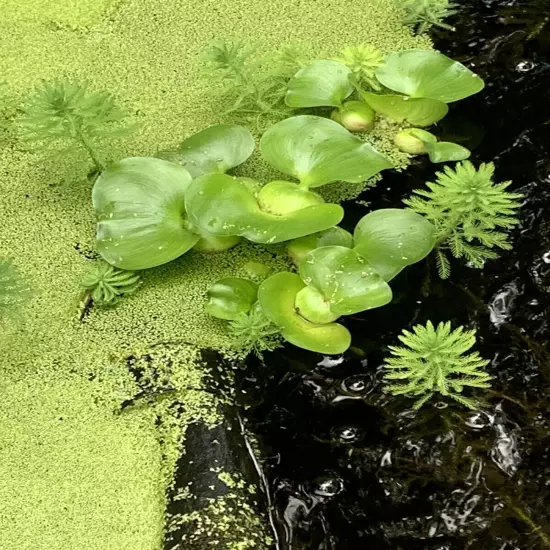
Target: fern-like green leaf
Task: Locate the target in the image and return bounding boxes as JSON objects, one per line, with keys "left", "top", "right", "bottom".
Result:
{"left": 401, "top": 0, "right": 458, "bottom": 34}
{"left": 383, "top": 321, "right": 491, "bottom": 409}
{"left": 0, "top": 259, "right": 31, "bottom": 322}
{"left": 334, "top": 44, "right": 385, "bottom": 91}
{"left": 404, "top": 161, "right": 523, "bottom": 278}
{"left": 80, "top": 261, "right": 141, "bottom": 307}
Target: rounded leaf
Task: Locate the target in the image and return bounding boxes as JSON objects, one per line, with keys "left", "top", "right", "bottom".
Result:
{"left": 287, "top": 226, "right": 354, "bottom": 266}
{"left": 394, "top": 128, "right": 436, "bottom": 154}
{"left": 375, "top": 50, "right": 485, "bottom": 103}
{"left": 258, "top": 272, "right": 351, "bottom": 354}
{"left": 299, "top": 246, "right": 392, "bottom": 315}
{"left": 285, "top": 60, "right": 353, "bottom": 108}
{"left": 260, "top": 115, "right": 393, "bottom": 188}
{"left": 353, "top": 209, "right": 436, "bottom": 281}
{"left": 294, "top": 286, "right": 340, "bottom": 324}
{"left": 185, "top": 173, "right": 344, "bottom": 244}
{"left": 361, "top": 91, "right": 448, "bottom": 127}
{"left": 157, "top": 125, "right": 255, "bottom": 178}
{"left": 424, "top": 141, "right": 471, "bottom": 163}
{"left": 92, "top": 157, "right": 199, "bottom": 270}
{"left": 205, "top": 277, "right": 258, "bottom": 320}
{"left": 257, "top": 181, "right": 323, "bottom": 215}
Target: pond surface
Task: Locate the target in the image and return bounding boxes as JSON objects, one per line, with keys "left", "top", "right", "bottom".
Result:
{"left": 237, "top": 1, "right": 550, "bottom": 548}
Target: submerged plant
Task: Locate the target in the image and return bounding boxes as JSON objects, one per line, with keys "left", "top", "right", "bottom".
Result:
{"left": 0, "top": 259, "right": 30, "bottom": 322}
{"left": 19, "top": 79, "right": 132, "bottom": 172}
{"left": 401, "top": 0, "right": 457, "bottom": 34}
{"left": 404, "top": 161, "right": 523, "bottom": 278}
{"left": 80, "top": 262, "right": 141, "bottom": 307}
{"left": 383, "top": 321, "right": 491, "bottom": 409}
{"left": 334, "top": 44, "right": 385, "bottom": 91}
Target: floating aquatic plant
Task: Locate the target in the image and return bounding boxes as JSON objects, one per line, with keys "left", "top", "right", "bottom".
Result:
{"left": 19, "top": 79, "right": 132, "bottom": 172}
{"left": 383, "top": 321, "right": 491, "bottom": 409}
{"left": 401, "top": 0, "right": 457, "bottom": 34}
{"left": 404, "top": 161, "right": 523, "bottom": 278}
{"left": 394, "top": 128, "right": 470, "bottom": 163}
{"left": 0, "top": 259, "right": 30, "bottom": 322}
{"left": 80, "top": 261, "right": 141, "bottom": 307}
{"left": 334, "top": 44, "right": 385, "bottom": 91}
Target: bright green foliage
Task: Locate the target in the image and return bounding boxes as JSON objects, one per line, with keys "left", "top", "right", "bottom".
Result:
{"left": 205, "top": 278, "right": 258, "bottom": 321}
{"left": 156, "top": 124, "right": 255, "bottom": 179}
{"left": 201, "top": 40, "right": 292, "bottom": 126}
{"left": 384, "top": 321, "right": 491, "bottom": 409}
{"left": 19, "top": 79, "right": 132, "bottom": 171}
{"left": 404, "top": 162, "right": 523, "bottom": 278}
{"left": 0, "top": 259, "right": 30, "bottom": 321}
{"left": 260, "top": 115, "right": 392, "bottom": 188}
{"left": 334, "top": 44, "right": 385, "bottom": 91}
{"left": 401, "top": 0, "right": 457, "bottom": 34}
{"left": 375, "top": 50, "right": 484, "bottom": 103}
{"left": 80, "top": 261, "right": 141, "bottom": 306}
{"left": 227, "top": 305, "right": 282, "bottom": 359}
{"left": 394, "top": 128, "right": 470, "bottom": 163}
{"left": 287, "top": 226, "right": 354, "bottom": 266}
{"left": 353, "top": 209, "right": 436, "bottom": 281}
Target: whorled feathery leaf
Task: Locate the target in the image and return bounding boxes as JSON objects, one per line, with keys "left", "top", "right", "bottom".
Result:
{"left": 19, "top": 79, "right": 133, "bottom": 171}
{"left": 404, "top": 161, "right": 523, "bottom": 278}
{"left": 401, "top": 0, "right": 458, "bottom": 34}
{"left": 80, "top": 262, "right": 141, "bottom": 307}
{"left": 228, "top": 306, "right": 282, "bottom": 359}
{"left": 0, "top": 259, "right": 31, "bottom": 322}
{"left": 334, "top": 44, "right": 385, "bottom": 91}
{"left": 383, "top": 321, "right": 492, "bottom": 409}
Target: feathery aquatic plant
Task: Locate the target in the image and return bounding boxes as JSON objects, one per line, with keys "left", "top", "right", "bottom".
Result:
{"left": 384, "top": 321, "right": 491, "bottom": 409}
{"left": 0, "top": 259, "right": 30, "bottom": 322}
{"left": 404, "top": 161, "right": 523, "bottom": 278}
{"left": 401, "top": 0, "right": 457, "bottom": 34}
{"left": 334, "top": 44, "right": 385, "bottom": 91}
{"left": 19, "top": 79, "right": 132, "bottom": 172}
{"left": 80, "top": 262, "right": 141, "bottom": 307}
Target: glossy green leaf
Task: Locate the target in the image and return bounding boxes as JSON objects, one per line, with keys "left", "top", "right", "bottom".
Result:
{"left": 287, "top": 226, "right": 354, "bottom": 266}
{"left": 394, "top": 128, "right": 436, "bottom": 154}
{"left": 375, "top": 50, "right": 485, "bottom": 103}
{"left": 354, "top": 209, "right": 436, "bottom": 281}
{"left": 257, "top": 181, "right": 324, "bottom": 215}
{"left": 285, "top": 60, "right": 353, "bottom": 108}
{"left": 294, "top": 286, "right": 340, "bottom": 324}
{"left": 361, "top": 91, "right": 448, "bottom": 127}
{"left": 185, "top": 173, "right": 344, "bottom": 244}
{"left": 424, "top": 141, "right": 471, "bottom": 163}
{"left": 299, "top": 246, "right": 392, "bottom": 315}
{"left": 260, "top": 115, "right": 393, "bottom": 188}
{"left": 92, "top": 157, "right": 199, "bottom": 270}
{"left": 205, "top": 277, "right": 258, "bottom": 320}
{"left": 258, "top": 272, "right": 351, "bottom": 354}
{"left": 156, "top": 125, "right": 255, "bottom": 178}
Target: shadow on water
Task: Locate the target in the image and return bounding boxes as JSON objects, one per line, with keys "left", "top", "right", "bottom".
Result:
{"left": 235, "top": 1, "right": 550, "bottom": 548}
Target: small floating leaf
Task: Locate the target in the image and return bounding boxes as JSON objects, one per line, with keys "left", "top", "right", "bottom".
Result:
{"left": 260, "top": 115, "right": 393, "bottom": 188}
{"left": 258, "top": 272, "right": 351, "bottom": 354}
{"left": 185, "top": 173, "right": 344, "bottom": 243}
{"left": 361, "top": 91, "right": 448, "bottom": 127}
{"left": 285, "top": 60, "right": 354, "bottom": 108}
{"left": 299, "top": 246, "right": 392, "bottom": 316}
{"left": 287, "top": 226, "right": 354, "bottom": 266}
{"left": 92, "top": 157, "right": 199, "bottom": 270}
{"left": 375, "top": 49, "right": 485, "bottom": 103}
{"left": 156, "top": 124, "right": 255, "bottom": 178}
{"left": 205, "top": 277, "right": 258, "bottom": 320}
{"left": 424, "top": 140, "right": 471, "bottom": 163}
{"left": 353, "top": 209, "right": 436, "bottom": 281}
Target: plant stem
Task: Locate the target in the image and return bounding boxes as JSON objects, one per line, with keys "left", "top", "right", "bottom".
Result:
{"left": 506, "top": 498, "right": 550, "bottom": 548}
{"left": 75, "top": 127, "right": 104, "bottom": 172}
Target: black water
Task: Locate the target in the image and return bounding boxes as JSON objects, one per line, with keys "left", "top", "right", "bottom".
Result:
{"left": 237, "top": 2, "right": 550, "bottom": 549}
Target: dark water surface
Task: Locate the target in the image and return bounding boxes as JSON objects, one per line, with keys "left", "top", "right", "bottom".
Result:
{"left": 237, "top": 1, "right": 550, "bottom": 549}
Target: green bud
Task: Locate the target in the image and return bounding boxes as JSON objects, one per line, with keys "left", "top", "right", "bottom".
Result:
{"left": 331, "top": 100, "right": 375, "bottom": 133}
{"left": 257, "top": 180, "right": 324, "bottom": 215}
{"left": 394, "top": 128, "right": 436, "bottom": 155}
{"left": 193, "top": 233, "right": 241, "bottom": 252}
{"left": 294, "top": 286, "right": 339, "bottom": 324}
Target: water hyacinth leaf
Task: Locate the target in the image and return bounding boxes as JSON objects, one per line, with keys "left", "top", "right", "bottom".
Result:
{"left": 375, "top": 50, "right": 485, "bottom": 103}
{"left": 156, "top": 125, "right": 255, "bottom": 179}
{"left": 92, "top": 157, "right": 199, "bottom": 270}
{"left": 299, "top": 246, "right": 392, "bottom": 315}
{"left": 354, "top": 209, "right": 436, "bottom": 281}
{"left": 205, "top": 277, "right": 258, "bottom": 320}
{"left": 258, "top": 272, "right": 351, "bottom": 354}
{"left": 285, "top": 60, "right": 354, "bottom": 108}
{"left": 424, "top": 140, "right": 471, "bottom": 163}
{"left": 185, "top": 173, "right": 344, "bottom": 243}
{"left": 260, "top": 115, "right": 393, "bottom": 188}
{"left": 361, "top": 91, "right": 448, "bottom": 127}
{"left": 287, "top": 226, "right": 354, "bottom": 266}
{"left": 257, "top": 180, "right": 324, "bottom": 215}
